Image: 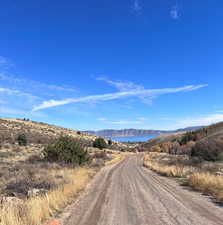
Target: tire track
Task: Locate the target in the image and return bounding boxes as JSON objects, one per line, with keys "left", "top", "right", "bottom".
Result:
{"left": 62, "top": 154, "right": 223, "bottom": 225}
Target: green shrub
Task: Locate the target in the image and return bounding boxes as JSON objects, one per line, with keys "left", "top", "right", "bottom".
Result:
{"left": 93, "top": 137, "right": 107, "bottom": 150}
{"left": 108, "top": 139, "right": 112, "bottom": 145}
{"left": 77, "top": 131, "right": 81, "bottom": 135}
{"left": 179, "top": 132, "right": 197, "bottom": 145}
{"left": 43, "top": 136, "right": 91, "bottom": 165}
{"left": 191, "top": 138, "right": 223, "bottom": 161}
{"left": 17, "top": 134, "right": 27, "bottom": 146}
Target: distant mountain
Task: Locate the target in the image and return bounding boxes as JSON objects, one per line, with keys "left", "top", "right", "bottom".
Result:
{"left": 174, "top": 126, "right": 204, "bottom": 133}
{"left": 83, "top": 126, "right": 203, "bottom": 137}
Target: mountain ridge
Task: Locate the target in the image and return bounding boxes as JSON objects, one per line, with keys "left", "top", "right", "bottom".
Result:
{"left": 84, "top": 126, "right": 203, "bottom": 137}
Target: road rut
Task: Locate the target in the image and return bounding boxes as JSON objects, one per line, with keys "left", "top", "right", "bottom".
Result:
{"left": 61, "top": 154, "right": 223, "bottom": 225}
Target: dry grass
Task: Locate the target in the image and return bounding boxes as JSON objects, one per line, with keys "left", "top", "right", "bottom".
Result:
{"left": 0, "top": 147, "right": 129, "bottom": 225}
{"left": 0, "top": 150, "right": 129, "bottom": 225}
{"left": 143, "top": 153, "right": 195, "bottom": 177}
{"left": 189, "top": 172, "right": 223, "bottom": 201}
{"left": 0, "top": 118, "right": 133, "bottom": 225}
{"left": 105, "top": 151, "right": 134, "bottom": 166}
{"left": 143, "top": 152, "right": 223, "bottom": 203}
{"left": 0, "top": 167, "right": 96, "bottom": 225}
{"left": 144, "top": 160, "right": 193, "bottom": 178}
{"left": 0, "top": 118, "right": 133, "bottom": 150}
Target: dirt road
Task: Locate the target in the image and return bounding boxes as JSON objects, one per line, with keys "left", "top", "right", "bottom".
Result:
{"left": 61, "top": 154, "right": 223, "bottom": 225}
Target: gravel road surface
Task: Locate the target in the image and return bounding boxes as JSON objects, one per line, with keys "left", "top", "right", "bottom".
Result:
{"left": 61, "top": 154, "right": 223, "bottom": 225}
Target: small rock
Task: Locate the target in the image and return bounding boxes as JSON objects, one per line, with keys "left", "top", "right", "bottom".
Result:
{"left": 216, "top": 172, "right": 223, "bottom": 176}
{"left": 0, "top": 196, "right": 23, "bottom": 207}
{"left": 28, "top": 188, "right": 47, "bottom": 198}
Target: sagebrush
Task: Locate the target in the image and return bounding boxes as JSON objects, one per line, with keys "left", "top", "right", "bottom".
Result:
{"left": 43, "top": 136, "right": 91, "bottom": 165}
{"left": 93, "top": 137, "right": 107, "bottom": 150}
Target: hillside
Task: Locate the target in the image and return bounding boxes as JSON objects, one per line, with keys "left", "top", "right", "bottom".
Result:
{"left": 0, "top": 118, "right": 140, "bottom": 149}
{"left": 139, "top": 121, "right": 223, "bottom": 160}
{"left": 0, "top": 118, "right": 134, "bottom": 193}
{"left": 0, "top": 118, "right": 134, "bottom": 225}
{"left": 142, "top": 121, "right": 223, "bottom": 206}
{"left": 0, "top": 118, "right": 97, "bottom": 144}
{"left": 85, "top": 126, "right": 202, "bottom": 137}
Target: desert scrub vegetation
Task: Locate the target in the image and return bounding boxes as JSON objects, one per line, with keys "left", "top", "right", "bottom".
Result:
{"left": 0, "top": 118, "right": 132, "bottom": 225}
{"left": 0, "top": 119, "right": 130, "bottom": 225}
{"left": 0, "top": 118, "right": 98, "bottom": 146}
{"left": 191, "top": 136, "right": 223, "bottom": 161}
{"left": 17, "top": 134, "right": 27, "bottom": 146}
{"left": 178, "top": 131, "right": 198, "bottom": 145}
{"left": 93, "top": 137, "right": 107, "bottom": 150}
{"left": 0, "top": 167, "right": 95, "bottom": 225}
{"left": 0, "top": 138, "right": 94, "bottom": 225}
{"left": 144, "top": 152, "right": 223, "bottom": 203}
{"left": 43, "top": 136, "right": 91, "bottom": 165}
{"left": 139, "top": 121, "right": 223, "bottom": 159}
{"left": 144, "top": 133, "right": 223, "bottom": 161}
{"left": 0, "top": 147, "right": 127, "bottom": 225}
{"left": 0, "top": 150, "right": 128, "bottom": 225}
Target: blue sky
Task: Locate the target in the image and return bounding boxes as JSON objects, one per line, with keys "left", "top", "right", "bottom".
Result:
{"left": 0, "top": 0, "right": 222, "bottom": 130}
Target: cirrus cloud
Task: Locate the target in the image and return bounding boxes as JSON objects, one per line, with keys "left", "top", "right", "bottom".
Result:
{"left": 33, "top": 84, "right": 208, "bottom": 111}
{"left": 132, "top": 0, "right": 142, "bottom": 14}
{"left": 170, "top": 5, "right": 179, "bottom": 20}
{"left": 110, "top": 120, "right": 142, "bottom": 125}
{"left": 174, "top": 113, "right": 223, "bottom": 128}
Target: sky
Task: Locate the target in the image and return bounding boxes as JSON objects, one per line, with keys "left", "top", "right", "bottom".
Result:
{"left": 0, "top": 0, "right": 222, "bottom": 131}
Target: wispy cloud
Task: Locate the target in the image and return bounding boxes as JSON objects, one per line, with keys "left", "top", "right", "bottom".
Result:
{"left": 97, "top": 117, "right": 108, "bottom": 121}
{"left": 33, "top": 84, "right": 208, "bottom": 111}
{"left": 0, "top": 106, "right": 28, "bottom": 116}
{"left": 97, "top": 76, "right": 143, "bottom": 91}
{"left": 175, "top": 113, "right": 223, "bottom": 128}
{"left": 0, "top": 57, "right": 80, "bottom": 118}
{"left": 137, "top": 117, "right": 148, "bottom": 121}
{"left": 0, "top": 105, "right": 46, "bottom": 117}
{"left": 170, "top": 5, "right": 179, "bottom": 20}
{"left": 0, "top": 71, "right": 78, "bottom": 118}
{"left": 0, "top": 56, "right": 13, "bottom": 68}
{"left": 0, "top": 87, "right": 18, "bottom": 95}
{"left": 110, "top": 120, "right": 142, "bottom": 125}
{"left": 0, "top": 56, "right": 8, "bottom": 65}
{"left": 0, "top": 87, "right": 38, "bottom": 100}
{"left": 97, "top": 117, "right": 147, "bottom": 124}
{"left": 132, "top": 0, "right": 142, "bottom": 14}
{"left": 0, "top": 73, "right": 76, "bottom": 93}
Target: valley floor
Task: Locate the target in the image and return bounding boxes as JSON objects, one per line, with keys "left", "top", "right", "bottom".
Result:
{"left": 59, "top": 154, "right": 223, "bottom": 225}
